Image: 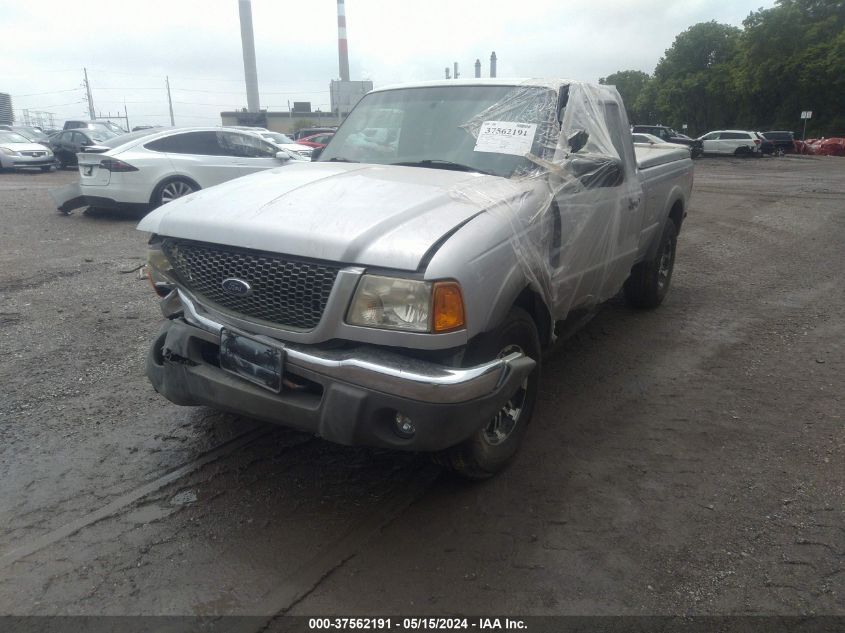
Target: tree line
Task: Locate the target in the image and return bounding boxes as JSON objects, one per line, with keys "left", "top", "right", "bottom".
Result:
{"left": 599, "top": 0, "right": 845, "bottom": 138}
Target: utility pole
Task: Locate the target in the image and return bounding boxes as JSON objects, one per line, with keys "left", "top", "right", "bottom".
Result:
{"left": 83, "top": 67, "right": 95, "bottom": 120}
{"left": 166, "top": 76, "right": 175, "bottom": 126}
{"left": 124, "top": 98, "right": 130, "bottom": 131}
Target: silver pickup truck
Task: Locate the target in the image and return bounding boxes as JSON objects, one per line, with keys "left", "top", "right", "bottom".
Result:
{"left": 139, "top": 79, "right": 693, "bottom": 478}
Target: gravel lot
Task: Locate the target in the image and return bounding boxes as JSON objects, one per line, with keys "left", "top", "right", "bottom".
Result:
{"left": 0, "top": 157, "right": 842, "bottom": 620}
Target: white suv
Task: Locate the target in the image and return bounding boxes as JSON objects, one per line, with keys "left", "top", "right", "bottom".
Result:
{"left": 697, "top": 130, "right": 761, "bottom": 156}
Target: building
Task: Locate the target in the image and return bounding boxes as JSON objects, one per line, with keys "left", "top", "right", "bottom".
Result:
{"left": 330, "top": 80, "right": 373, "bottom": 118}
{"left": 221, "top": 80, "right": 373, "bottom": 134}
{"left": 0, "top": 93, "right": 13, "bottom": 125}
{"left": 220, "top": 107, "right": 342, "bottom": 134}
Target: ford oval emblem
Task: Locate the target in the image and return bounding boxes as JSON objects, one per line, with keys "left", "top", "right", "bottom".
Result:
{"left": 221, "top": 278, "right": 252, "bottom": 297}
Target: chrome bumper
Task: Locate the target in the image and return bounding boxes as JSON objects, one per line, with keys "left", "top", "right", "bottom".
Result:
{"left": 166, "top": 290, "right": 535, "bottom": 405}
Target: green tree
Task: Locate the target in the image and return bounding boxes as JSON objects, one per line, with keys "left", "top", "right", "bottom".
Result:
{"left": 598, "top": 70, "right": 652, "bottom": 124}
{"left": 739, "top": 0, "right": 845, "bottom": 135}
{"left": 652, "top": 21, "right": 742, "bottom": 134}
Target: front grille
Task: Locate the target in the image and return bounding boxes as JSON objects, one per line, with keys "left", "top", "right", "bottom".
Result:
{"left": 162, "top": 239, "right": 340, "bottom": 330}
{"left": 22, "top": 151, "right": 46, "bottom": 157}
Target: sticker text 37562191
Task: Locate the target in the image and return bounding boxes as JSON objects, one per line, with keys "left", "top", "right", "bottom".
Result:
{"left": 473, "top": 121, "right": 537, "bottom": 156}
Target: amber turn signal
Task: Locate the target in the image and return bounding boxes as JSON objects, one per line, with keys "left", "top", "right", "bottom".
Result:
{"left": 432, "top": 281, "right": 466, "bottom": 332}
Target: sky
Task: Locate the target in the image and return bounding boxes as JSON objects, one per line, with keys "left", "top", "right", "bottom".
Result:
{"left": 1, "top": 0, "right": 775, "bottom": 129}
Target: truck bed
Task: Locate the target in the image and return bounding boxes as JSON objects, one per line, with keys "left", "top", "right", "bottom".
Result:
{"left": 634, "top": 144, "right": 691, "bottom": 170}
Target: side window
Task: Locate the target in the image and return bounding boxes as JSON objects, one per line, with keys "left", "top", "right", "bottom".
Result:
{"left": 701, "top": 132, "right": 719, "bottom": 140}
{"left": 72, "top": 132, "right": 88, "bottom": 144}
{"left": 217, "top": 132, "right": 277, "bottom": 158}
{"left": 145, "top": 132, "right": 220, "bottom": 155}
{"left": 721, "top": 132, "right": 742, "bottom": 140}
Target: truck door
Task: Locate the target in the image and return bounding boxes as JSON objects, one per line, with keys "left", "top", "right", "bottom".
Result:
{"left": 549, "top": 94, "right": 643, "bottom": 315}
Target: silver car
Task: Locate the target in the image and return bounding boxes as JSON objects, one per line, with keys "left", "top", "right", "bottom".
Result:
{"left": 0, "top": 130, "right": 55, "bottom": 171}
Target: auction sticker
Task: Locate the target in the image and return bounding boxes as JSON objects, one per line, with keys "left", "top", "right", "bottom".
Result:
{"left": 474, "top": 121, "right": 537, "bottom": 155}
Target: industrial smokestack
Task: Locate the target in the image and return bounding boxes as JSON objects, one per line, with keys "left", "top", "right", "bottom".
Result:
{"left": 337, "top": 0, "right": 350, "bottom": 81}
{"left": 453, "top": 62, "right": 459, "bottom": 80}
{"left": 490, "top": 51, "right": 497, "bottom": 78}
{"left": 474, "top": 59, "right": 481, "bottom": 78}
{"left": 238, "top": 0, "right": 260, "bottom": 112}
{"left": 445, "top": 67, "right": 451, "bottom": 79}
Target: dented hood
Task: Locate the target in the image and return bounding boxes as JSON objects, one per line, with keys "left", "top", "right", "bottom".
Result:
{"left": 137, "top": 162, "right": 493, "bottom": 271}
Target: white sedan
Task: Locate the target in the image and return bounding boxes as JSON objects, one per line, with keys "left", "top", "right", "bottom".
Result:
{"left": 54, "top": 127, "right": 297, "bottom": 214}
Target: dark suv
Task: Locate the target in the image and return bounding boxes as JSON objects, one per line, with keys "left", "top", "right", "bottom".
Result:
{"left": 632, "top": 125, "right": 703, "bottom": 158}
{"left": 761, "top": 131, "right": 796, "bottom": 155}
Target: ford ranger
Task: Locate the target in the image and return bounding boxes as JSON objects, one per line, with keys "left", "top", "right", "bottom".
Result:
{"left": 139, "top": 79, "right": 694, "bottom": 479}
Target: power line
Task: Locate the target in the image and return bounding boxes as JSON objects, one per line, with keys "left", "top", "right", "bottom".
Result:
{"left": 11, "top": 88, "right": 80, "bottom": 98}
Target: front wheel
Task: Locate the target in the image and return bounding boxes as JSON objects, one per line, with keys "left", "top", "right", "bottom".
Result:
{"left": 434, "top": 307, "right": 541, "bottom": 480}
{"left": 152, "top": 178, "right": 198, "bottom": 208}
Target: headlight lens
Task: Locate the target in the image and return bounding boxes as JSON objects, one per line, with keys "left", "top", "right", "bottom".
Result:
{"left": 347, "top": 275, "right": 432, "bottom": 332}
{"left": 0, "top": 147, "right": 19, "bottom": 156}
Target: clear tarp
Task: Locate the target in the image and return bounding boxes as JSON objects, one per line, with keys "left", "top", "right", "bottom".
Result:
{"left": 449, "top": 81, "right": 642, "bottom": 330}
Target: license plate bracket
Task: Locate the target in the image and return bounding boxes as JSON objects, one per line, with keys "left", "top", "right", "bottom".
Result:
{"left": 83, "top": 165, "right": 93, "bottom": 176}
{"left": 219, "top": 329, "right": 284, "bottom": 393}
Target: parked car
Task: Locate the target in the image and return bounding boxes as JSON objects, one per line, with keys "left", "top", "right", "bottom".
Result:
{"left": 296, "top": 132, "right": 334, "bottom": 149}
{"left": 808, "top": 137, "right": 845, "bottom": 157}
{"left": 230, "top": 127, "right": 313, "bottom": 159}
{"left": 0, "top": 130, "right": 55, "bottom": 172}
{"left": 5, "top": 125, "right": 51, "bottom": 144}
{"left": 632, "top": 125, "right": 702, "bottom": 158}
{"left": 52, "top": 127, "right": 297, "bottom": 214}
{"left": 138, "top": 79, "right": 694, "bottom": 479}
{"left": 697, "top": 130, "right": 761, "bottom": 156}
{"left": 50, "top": 128, "right": 117, "bottom": 169}
{"left": 761, "top": 130, "right": 796, "bottom": 154}
{"left": 63, "top": 120, "right": 126, "bottom": 136}
{"left": 292, "top": 126, "right": 336, "bottom": 140}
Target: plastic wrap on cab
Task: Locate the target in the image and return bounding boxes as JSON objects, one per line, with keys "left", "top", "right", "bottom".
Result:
{"left": 450, "top": 81, "right": 642, "bottom": 333}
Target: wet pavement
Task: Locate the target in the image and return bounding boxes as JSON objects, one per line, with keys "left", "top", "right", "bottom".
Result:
{"left": 0, "top": 158, "right": 842, "bottom": 619}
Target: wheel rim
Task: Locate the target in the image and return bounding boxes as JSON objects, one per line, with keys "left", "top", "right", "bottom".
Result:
{"left": 482, "top": 344, "right": 529, "bottom": 446}
{"left": 160, "top": 180, "right": 194, "bottom": 203}
{"left": 657, "top": 237, "right": 674, "bottom": 291}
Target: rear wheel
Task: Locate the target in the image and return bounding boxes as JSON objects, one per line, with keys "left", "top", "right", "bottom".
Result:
{"left": 624, "top": 218, "right": 677, "bottom": 309}
{"left": 435, "top": 307, "right": 541, "bottom": 480}
{"left": 152, "top": 178, "right": 198, "bottom": 208}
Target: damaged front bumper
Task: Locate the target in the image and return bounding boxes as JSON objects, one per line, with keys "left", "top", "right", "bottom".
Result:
{"left": 146, "top": 291, "right": 536, "bottom": 451}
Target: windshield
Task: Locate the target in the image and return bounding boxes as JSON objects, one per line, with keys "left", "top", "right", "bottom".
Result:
{"left": 319, "top": 84, "right": 558, "bottom": 178}
{"left": 13, "top": 127, "right": 49, "bottom": 142}
{"left": 0, "top": 131, "right": 31, "bottom": 144}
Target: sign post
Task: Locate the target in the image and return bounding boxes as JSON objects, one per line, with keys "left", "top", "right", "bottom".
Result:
{"left": 800, "top": 110, "right": 813, "bottom": 140}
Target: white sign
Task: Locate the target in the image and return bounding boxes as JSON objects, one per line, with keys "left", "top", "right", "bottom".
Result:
{"left": 474, "top": 121, "right": 537, "bottom": 156}
{"left": 801, "top": 111, "right": 813, "bottom": 119}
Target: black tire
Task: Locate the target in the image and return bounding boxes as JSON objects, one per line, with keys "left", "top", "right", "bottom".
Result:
{"left": 624, "top": 218, "right": 678, "bottom": 309}
{"left": 40, "top": 165, "right": 53, "bottom": 172}
{"left": 434, "top": 307, "right": 541, "bottom": 480}
{"left": 151, "top": 177, "right": 198, "bottom": 208}
{"left": 734, "top": 147, "right": 751, "bottom": 157}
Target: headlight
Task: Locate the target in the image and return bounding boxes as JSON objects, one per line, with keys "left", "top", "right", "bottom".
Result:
{"left": 346, "top": 275, "right": 465, "bottom": 333}
{"left": 0, "top": 147, "right": 20, "bottom": 156}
